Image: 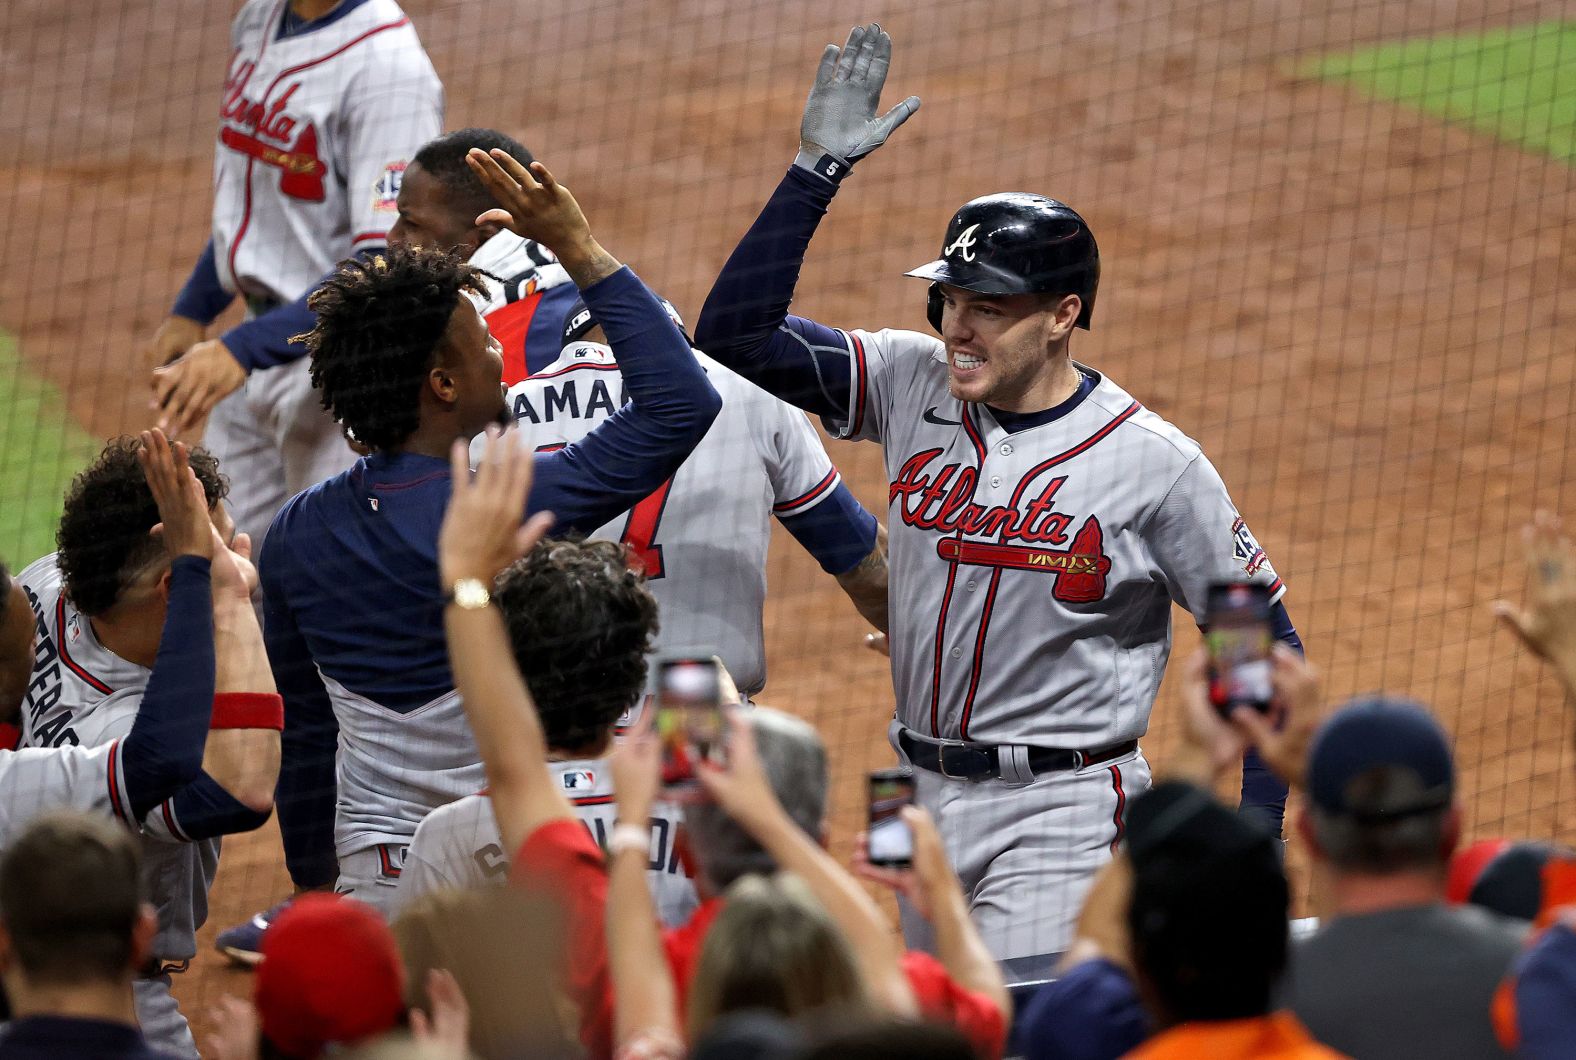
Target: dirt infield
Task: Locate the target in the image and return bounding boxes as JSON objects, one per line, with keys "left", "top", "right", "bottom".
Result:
{"left": 3, "top": 0, "right": 1574, "bottom": 1051}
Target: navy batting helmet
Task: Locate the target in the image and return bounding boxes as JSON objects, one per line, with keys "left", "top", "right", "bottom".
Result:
{"left": 905, "top": 193, "right": 1100, "bottom": 332}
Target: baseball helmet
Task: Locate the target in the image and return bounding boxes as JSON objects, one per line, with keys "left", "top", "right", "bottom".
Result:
{"left": 905, "top": 193, "right": 1100, "bottom": 332}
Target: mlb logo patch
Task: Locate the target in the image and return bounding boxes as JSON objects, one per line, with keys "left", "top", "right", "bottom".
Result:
{"left": 371, "top": 161, "right": 407, "bottom": 213}
{"left": 562, "top": 769, "right": 596, "bottom": 791}
{"left": 1231, "top": 516, "right": 1270, "bottom": 576}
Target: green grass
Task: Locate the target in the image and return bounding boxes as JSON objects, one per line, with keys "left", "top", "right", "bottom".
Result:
{"left": 1301, "top": 22, "right": 1576, "bottom": 162}
{"left": 0, "top": 332, "right": 97, "bottom": 564}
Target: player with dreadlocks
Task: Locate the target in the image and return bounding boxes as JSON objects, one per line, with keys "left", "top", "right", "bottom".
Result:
{"left": 240, "top": 152, "right": 720, "bottom": 944}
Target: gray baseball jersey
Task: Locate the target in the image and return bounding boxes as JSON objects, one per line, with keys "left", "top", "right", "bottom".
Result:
{"left": 214, "top": 0, "right": 442, "bottom": 303}
{"left": 492, "top": 344, "right": 844, "bottom": 694}
{"left": 395, "top": 758, "right": 697, "bottom": 926}
{"left": 825, "top": 330, "right": 1284, "bottom": 746}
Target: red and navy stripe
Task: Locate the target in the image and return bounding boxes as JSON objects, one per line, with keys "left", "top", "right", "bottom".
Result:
{"left": 1108, "top": 766, "right": 1127, "bottom": 852}
{"left": 844, "top": 331, "right": 869, "bottom": 436}
{"left": 773, "top": 469, "right": 839, "bottom": 516}
{"left": 57, "top": 598, "right": 114, "bottom": 696}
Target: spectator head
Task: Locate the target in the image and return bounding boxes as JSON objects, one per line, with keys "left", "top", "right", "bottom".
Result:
{"left": 0, "top": 812, "right": 154, "bottom": 996}
{"left": 1300, "top": 696, "right": 1459, "bottom": 877}
{"left": 1447, "top": 838, "right": 1512, "bottom": 904}
{"left": 56, "top": 437, "right": 229, "bottom": 617}
{"left": 683, "top": 708, "right": 828, "bottom": 895}
{"left": 303, "top": 244, "right": 507, "bottom": 453}
{"left": 1453, "top": 840, "right": 1576, "bottom": 924}
{"left": 393, "top": 886, "right": 572, "bottom": 1058}
{"left": 255, "top": 894, "right": 405, "bottom": 1058}
{"left": 494, "top": 538, "right": 658, "bottom": 754}
{"left": 1125, "top": 781, "right": 1288, "bottom": 1027}
{"left": 0, "top": 561, "right": 36, "bottom": 722}
{"left": 391, "top": 128, "right": 535, "bottom": 257}
{"left": 685, "top": 873, "right": 868, "bottom": 1040}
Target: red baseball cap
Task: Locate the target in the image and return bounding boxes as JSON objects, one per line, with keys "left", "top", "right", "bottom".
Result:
{"left": 254, "top": 894, "right": 406, "bottom": 1058}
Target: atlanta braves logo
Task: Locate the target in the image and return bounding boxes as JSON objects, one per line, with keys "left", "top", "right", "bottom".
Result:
{"left": 219, "top": 64, "right": 326, "bottom": 201}
{"left": 890, "top": 449, "right": 1111, "bottom": 602}
{"left": 944, "top": 223, "right": 981, "bottom": 262}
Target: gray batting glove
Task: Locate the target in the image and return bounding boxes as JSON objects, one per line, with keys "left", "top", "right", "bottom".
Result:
{"left": 794, "top": 23, "right": 921, "bottom": 184}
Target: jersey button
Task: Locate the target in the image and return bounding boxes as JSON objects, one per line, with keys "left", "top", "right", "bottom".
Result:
{"left": 990, "top": 475, "right": 1002, "bottom": 488}
{"left": 966, "top": 580, "right": 977, "bottom": 591}
{"left": 950, "top": 647, "right": 963, "bottom": 659}
{"left": 1001, "top": 443, "right": 1013, "bottom": 455}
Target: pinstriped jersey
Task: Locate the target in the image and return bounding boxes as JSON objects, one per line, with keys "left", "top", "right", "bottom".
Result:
{"left": 491, "top": 344, "right": 844, "bottom": 694}
{"left": 825, "top": 329, "right": 1285, "bottom": 747}
{"left": 12, "top": 556, "right": 219, "bottom": 962}
{"left": 214, "top": 0, "right": 442, "bottom": 302}
{"left": 396, "top": 759, "right": 697, "bottom": 925}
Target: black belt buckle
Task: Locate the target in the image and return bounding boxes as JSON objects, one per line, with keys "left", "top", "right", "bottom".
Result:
{"left": 939, "top": 742, "right": 995, "bottom": 780}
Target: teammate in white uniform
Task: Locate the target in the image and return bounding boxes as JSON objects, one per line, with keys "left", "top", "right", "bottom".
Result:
{"left": 394, "top": 537, "right": 695, "bottom": 925}
{"left": 144, "top": 0, "right": 444, "bottom": 548}
{"left": 14, "top": 436, "right": 284, "bottom": 1055}
{"left": 487, "top": 299, "right": 888, "bottom": 695}
{"left": 694, "top": 26, "right": 1299, "bottom": 975}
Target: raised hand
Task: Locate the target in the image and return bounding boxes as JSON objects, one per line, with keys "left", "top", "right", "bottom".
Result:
{"left": 437, "top": 429, "right": 555, "bottom": 588}
{"left": 138, "top": 429, "right": 214, "bottom": 561}
{"left": 799, "top": 23, "right": 921, "bottom": 170}
{"left": 409, "top": 968, "right": 471, "bottom": 1059}
{"left": 610, "top": 706, "right": 663, "bottom": 827}
{"left": 466, "top": 151, "right": 591, "bottom": 255}
{"left": 1495, "top": 512, "right": 1576, "bottom": 672}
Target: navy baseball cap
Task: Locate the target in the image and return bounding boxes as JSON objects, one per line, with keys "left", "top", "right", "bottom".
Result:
{"left": 1307, "top": 696, "right": 1455, "bottom": 819}
{"left": 560, "top": 295, "right": 688, "bottom": 347}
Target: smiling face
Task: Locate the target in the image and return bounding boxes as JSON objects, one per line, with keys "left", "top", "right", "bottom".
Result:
{"left": 936, "top": 285, "right": 1083, "bottom": 411}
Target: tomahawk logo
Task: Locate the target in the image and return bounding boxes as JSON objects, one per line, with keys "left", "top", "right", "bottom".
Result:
{"left": 944, "top": 224, "right": 980, "bottom": 262}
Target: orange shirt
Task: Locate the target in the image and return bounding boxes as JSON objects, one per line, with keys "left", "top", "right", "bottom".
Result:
{"left": 1126, "top": 1011, "right": 1349, "bottom": 1060}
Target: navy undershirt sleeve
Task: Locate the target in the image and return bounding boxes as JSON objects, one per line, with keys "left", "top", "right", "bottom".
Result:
{"left": 171, "top": 240, "right": 236, "bottom": 327}
{"left": 694, "top": 167, "right": 854, "bottom": 417}
{"left": 263, "top": 541, "right": 342, "bottom": 889}
{"left": 165, "top": 772, "right": 273, "bottom": 840}
{"left": 1239, "top": 599, "right": 1301, "bottom": 834}
{"left": 220, "top": 247, "right": 382, "bottom": 373}
{"left": 778, "top": 482, "right": 878, "bottom": 575}
{"left": 530, "top": 266, "right": 722, "bottom": 532}
{"left": 121, "top": 557, "right": 215, "bottom": 821}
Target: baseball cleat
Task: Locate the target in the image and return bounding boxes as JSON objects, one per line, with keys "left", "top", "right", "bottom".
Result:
{"left": 214, "top": 899, "right": 291, "bottom": 968}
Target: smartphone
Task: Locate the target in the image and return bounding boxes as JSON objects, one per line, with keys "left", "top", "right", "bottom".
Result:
{"left": 1205, "top": 582, "right": 1274, "bottom": 715}
{"left": 656, "top": 656, "right": 724, "bottom": 791}
{"left": 867, "top": 768, "right": 917, "bottom": 868}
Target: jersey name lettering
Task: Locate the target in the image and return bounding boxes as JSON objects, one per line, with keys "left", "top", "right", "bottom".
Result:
{"left": 511, "top": 378, "right": 624, "bottom": 425}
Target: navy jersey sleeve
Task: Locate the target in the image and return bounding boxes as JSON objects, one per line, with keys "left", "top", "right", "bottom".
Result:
{"left": 220, "top": 248, "right": 382, "bottom": 373}
{"left": 120, "top": 557, "right": 216, "bottom": 821}
{"left": 262, "top": 541, "right": 341, "bottom": 889}
{"left": 693, "top": 166, "right": 855, "bottom": 418}
{"left": 1238, "top": 600, "right": 1302, "bottom": 834}
{"left": 161, "top": 772, "right": 273, "bottom": 840}
{"left": 778, "top": 482, "right": 878, "bottom": 575}
{"left": 528, "top": 266, "right": 722, "bottom": 532}
{"left": 171, "top": 240, "right": 236, "bottom": 326}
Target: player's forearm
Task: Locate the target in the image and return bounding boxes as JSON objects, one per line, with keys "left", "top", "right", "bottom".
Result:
{"left": 693, "top": 167, "right": 847, "bottom": 416}
{"left": 122, "top": 557, "right": 216, "bottom": 819}
{"left": 607, "top": 841, "right": 679, "bottom": 1047}
{"left": 443, "top": 603, "right": 571, "bottom": 853}
{"left": 834, "top": 522, "right": 890, "bottom": 634}
{"left": 554, "top": 236, "right": 622, "bottom": 290}
{"left": 160, "top": 772, "right": 274, "bottom": 840}
{"left": 927, "top": 872, "right": 1011, "bottom": 1017}
{"left": 745, "top": 803, "right": 917, "bottom": 1016}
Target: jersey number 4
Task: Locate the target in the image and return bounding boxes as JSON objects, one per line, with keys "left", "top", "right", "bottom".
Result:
{"left": 535, "top": 443, "right": 672, "bottom": 580}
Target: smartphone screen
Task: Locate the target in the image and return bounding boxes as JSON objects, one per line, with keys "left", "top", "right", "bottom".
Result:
{"left": 867, "top": 768, "right": 916, "bottom": 867}
{"left": 1205, "top": 583, "right": 1274, "bottom": 714}
{"left": 657, "top": 657, "right": 722, "bottom": 791}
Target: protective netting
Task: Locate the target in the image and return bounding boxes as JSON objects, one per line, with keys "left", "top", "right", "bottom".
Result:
{"left": 3, "top": 0, "right": 1574, "bottom": 1037}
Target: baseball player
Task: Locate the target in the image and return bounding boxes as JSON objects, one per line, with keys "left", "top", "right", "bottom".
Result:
{"left": 253, "top": 152, "right": 721, "bottom": 936}
{"left": 488, "top": 297, "right": 887, "bottom": 696}
{"left": 693, "top": 25, "right": 1300, "bottom": 972}
{"left": 7, "top": 432, "right": 284, "bottom": 1056}
{"left": 144, "top": 0, "right": 444, "bottom": 548}
{"left": 394, "top": 538, "right": 697, "bottom": 926}
{"left": 390, "top": 128, "right": 582, "bottom": 384}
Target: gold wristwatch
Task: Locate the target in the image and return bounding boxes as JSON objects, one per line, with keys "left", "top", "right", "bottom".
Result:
{"left": 447, "top": 577, "right": 491, "bottom": 610}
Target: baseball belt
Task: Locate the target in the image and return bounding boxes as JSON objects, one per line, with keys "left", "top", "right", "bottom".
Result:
{"left": 897, "top": 729, "right": 1137, "bottom": 782}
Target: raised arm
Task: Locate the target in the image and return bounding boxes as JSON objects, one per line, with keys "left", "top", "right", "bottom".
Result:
{"left": 465, "top": 149, "right": 722, "bottom": 533}
{"left": 693, "top": 24, "right": 920, "bottom": 416}
{"left": 438, "top": 431, "right": 566, "bottom": 856}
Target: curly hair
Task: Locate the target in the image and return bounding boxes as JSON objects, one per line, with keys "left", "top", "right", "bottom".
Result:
{"left": 300, "top": 244, "right": 488, "bottom": 452}
{"left": 56, "top": 438, "right": 227, "bottom": 616}
{"left": 494, "top": 537, "right": 659, "bottom": 751}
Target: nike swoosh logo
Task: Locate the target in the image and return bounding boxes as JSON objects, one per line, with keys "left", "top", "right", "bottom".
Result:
{"left": 923, "top": 406, "right": 963, "bottom": 426}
